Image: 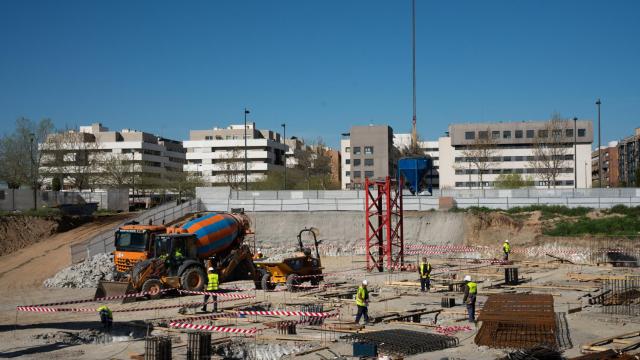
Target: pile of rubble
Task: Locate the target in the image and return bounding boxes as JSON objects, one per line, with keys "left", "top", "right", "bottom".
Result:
{"left": 44, "top": 253, "right": 115, "bottom": 288}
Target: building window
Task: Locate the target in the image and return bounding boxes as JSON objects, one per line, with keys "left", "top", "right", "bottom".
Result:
{"left": 552, "top": 129, "right": 562, "bottom": 138}
{"left": 205, "top": 135, "right": 213, "bottom": 140}
{"left": 364, "top": 146, "right": 373, "bottom": 155}
{"left": 479, "top": 131, "right": 488, "bottom": 139}
{"left": 345, "top": 147, "right": 350, "bottom": 153}
{"left": 503, "top": 131, "right": 511, "bottom": 139}
{"left": 353, "top": 147, "right": 361, "bottom": 155}
{"left": 526, "top": 130, "right": 535, "bottom": 138}
{"left": 578, "top": 128, "right": 586, "bottom": 137}
{"left": 364, "top": 171, "right": 374, "bottom": 178}
{"left": 465, "top": 131, "right": 475, "bottom": 140}
{"left": 515, "top": 130, "right": 523, "bottom": 139}
{"left": 566, "top": 129, "right": 574, "bottom": 138}
{"left": 515, "top": 156, "right": 524, "bottom": 161}
{"left": 538, "top": 130, "right": 548, "bottom": 138}
{"left": 353, "top": 171, "right": 361, "bottom": 178}
{"left": 345, "top": 171, "right": 350, "bottom": 177}
{"left": 345, "top": 159, "right": 350, "bottom": 164}
{"left": 353, "top": 159, "right": 361, "bottom": 167}
{"left": 364, "top": 158, "right": 374, "bottom": 166}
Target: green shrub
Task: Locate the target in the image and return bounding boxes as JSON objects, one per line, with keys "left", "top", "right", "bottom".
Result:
{"left": 506, "top": 205, "right": 591, "bottom": 219}
{"left": 545, "top": 216, "right": 640, "bottom": 236}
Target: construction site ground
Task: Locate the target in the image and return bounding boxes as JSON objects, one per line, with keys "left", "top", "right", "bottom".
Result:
{"left": 1, "top": 252, "right": 639, "bottom": 359}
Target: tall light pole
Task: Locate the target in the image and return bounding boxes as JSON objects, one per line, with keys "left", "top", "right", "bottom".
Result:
{"left": 244, "top": 108, "right": 250, "bottom": 191}
{"left": 596, "top": 98, "right": 602, "bottom": 188}
{"left": 30, "top": 133, "right": 36, "bottom": 210}
{"left": 410, "top": 0, "right": 418, "bottom": 150}
{"left": 281, "top": 123, "right": 287, "bottom": 190}
{"left": 573, "top": 117, "right": 578, "bottom": 189}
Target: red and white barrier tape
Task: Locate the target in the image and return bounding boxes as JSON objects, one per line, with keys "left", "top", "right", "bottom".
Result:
{"left": 235, "top": 310, "right": 338, "bottom": 318}
{"left": 434, "top": 325, "right": 472, "bottom": 336}
{"left": 169, "top": 322, "right": 258, "bottom": 335}
{"left": 171, "top": 312, "right": 242, "bottom": 323}
{"left": 21, "top": 289, "right": 170, "bottom": 308}
{"left": 178, "top": 290, "right": 256, "bottom": 298}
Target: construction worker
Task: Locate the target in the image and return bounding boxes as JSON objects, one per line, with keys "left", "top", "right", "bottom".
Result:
{"left": 354, "top": 279, "right": 370, "bottom": 324}
{"left": 97, "top": 305, "right": 113, "bottom": 333}
{"left": 201, "top": 267, "right": 219, "bottom": 313}
{"left": 253, "top": 249, "right": 263, "bottom": 260}
{"left": 502, "top": 239, "right": 511, "bottom": 261}
{"left": 462, "top": 275, "right": 477, "bottom": 323}
{"left": 419, "top": 257, "right": 432, "bottom": 292}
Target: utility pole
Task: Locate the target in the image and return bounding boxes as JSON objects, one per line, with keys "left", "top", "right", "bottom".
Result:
{"left": 281, "top": 123, "right": 287, "bottom": 190}
{"left": 573, "top": 117, "right": 578, "bottom": 189}
{"left": 244, "top": 108, "right": 250, "bottom": 191}
{"left": 410, "top": 0, "right": 418, "bottom": 151}
{"left": 596, "top": 99, "right": 602, "bottom": 187}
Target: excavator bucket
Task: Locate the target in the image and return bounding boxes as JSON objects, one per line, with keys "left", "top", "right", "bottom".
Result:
{"left": 94, "top": 280, "right": 133, "bottom": 302}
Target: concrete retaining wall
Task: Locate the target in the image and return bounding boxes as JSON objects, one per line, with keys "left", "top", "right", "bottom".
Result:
{"left": 0, "top": 189, "right": 129, "bottom": 212}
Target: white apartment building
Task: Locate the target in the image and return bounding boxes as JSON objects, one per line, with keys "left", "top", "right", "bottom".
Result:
{"left": 183, "top": 122, "right": 287, "bottom": 186}
{"left": 39, "top": 123, "right": 186, "bottom": 190}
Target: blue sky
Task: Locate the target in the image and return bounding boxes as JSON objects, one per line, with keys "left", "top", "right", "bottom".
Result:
{"left": 1, "top": 0, "right": 638, "bottom": 148}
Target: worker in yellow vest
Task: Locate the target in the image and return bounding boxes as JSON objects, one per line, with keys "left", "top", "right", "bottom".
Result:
{"left": 354, "top": 279, "right": 370, "bottom": 324}
{"left": 419, "top": 257, "right": 432, "bottom": 292}
{"left": 201, "top": 267, "right": 219, "bottom": 313}
{"left": 502, "top": 240, "right": 511, "bottom": 261}
{"left": 97, "top": 305, "right": 113, "bottom": 333}
{"left": 462, "top": 275, "right": 477, "bottom": 323}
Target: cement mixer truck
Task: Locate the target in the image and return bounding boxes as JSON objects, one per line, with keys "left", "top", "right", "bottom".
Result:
{"left": 96, "top": 210, "right": 260, "bottom": 299}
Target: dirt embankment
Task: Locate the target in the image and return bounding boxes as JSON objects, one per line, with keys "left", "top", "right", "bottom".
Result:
{"left": 0, "top": 215, "right": 92, "bottom": 256}
{"left": 464, "top": 211, "right": 541, "bottom": 247}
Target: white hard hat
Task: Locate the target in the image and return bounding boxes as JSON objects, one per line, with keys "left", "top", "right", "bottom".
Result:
{"left": 505, "top": 239, "right": 510, "bottom": 243}
{"left": 463, "top": 275, "right": 471, "bottom": 282}
{"left": 208, "top": 267, "right": 214, "bottom": 271}
{"left": 362, "top": 279, "right": 368, "bottom": 286}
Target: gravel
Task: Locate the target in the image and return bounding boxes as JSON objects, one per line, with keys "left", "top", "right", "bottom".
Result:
{"left": 44, "top": 253, "right": 115, "bottom": 288}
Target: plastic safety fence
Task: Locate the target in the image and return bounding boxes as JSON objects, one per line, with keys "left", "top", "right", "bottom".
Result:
{"left": 145, "top": 336, "right": 172, "bottom": 360}
{"left": 475, "top": 294, "right": 559, "bottom": 350}
{"left": 187, "top": 332, "right": 211, "bottom": 360}
{"left": 344, "top": 329, "right": 458, "bottom": 356}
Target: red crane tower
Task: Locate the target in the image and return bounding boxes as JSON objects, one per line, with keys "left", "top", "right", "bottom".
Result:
{"left": 364, "top": 176, "right": 404, "bottom": 272}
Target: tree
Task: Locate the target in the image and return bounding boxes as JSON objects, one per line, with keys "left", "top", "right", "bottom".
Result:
{"left": 164, "top": 171, "right": 205, "bottom": 200}
{"left": 460, "top": 128, "right": 499, "bottom": 189}
{"left": 100, "top": 153, "right": 138, "bottom": 189}
{"left": 294, "top": 138, "right": 336, "bottom": 190}
{"left": 218, "top": 148, "right": 244, "bottom": 190}
{"left": 494, "top": 173, "right": 534, "bottom": 189}
{"left": 0, "top": 118, "right": 54, "bottom": 189}
{"left": 528, "top": 114, "right": 571, "bottom": 189}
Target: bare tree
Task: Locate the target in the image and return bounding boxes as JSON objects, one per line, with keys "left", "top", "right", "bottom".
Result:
{"left": 40, "top": 129, "right": 102, "bottom": 190}
{"left": 528, "top": 115, "right": 571, "bottom": 188}
{"left": 100, "top": 152, "right": 137, "bottom": 189}
{"left": 460, "top": 128, "right": 500, "bottom": 189}
{"left": 219, "top": 148, "right": 244, "bottom": 190}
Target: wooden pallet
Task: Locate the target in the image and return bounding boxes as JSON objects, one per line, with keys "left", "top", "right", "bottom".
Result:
{"left": 581, "top": 331, "right": 640, "bottom": 353}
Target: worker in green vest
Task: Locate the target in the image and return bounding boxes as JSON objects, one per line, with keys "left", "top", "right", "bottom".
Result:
{"left": 97, "top": 305, "right": 113, "bottom": 333}
{"left": 502, "top": 239, "right": 511, "bottom": 261}
{"left": 201, "top": 267, "right": 219, "bottom": 313}
{"left": 462, "top": 275, "right": 477, "bottom": 323}
{"left": 419, "top": 257, "right": 432, "bottom": 292}
{"left": 354, "top": 279, "right": 370, "bottom": 324}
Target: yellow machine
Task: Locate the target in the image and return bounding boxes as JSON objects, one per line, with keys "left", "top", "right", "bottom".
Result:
{"left": 255, "top": 228, "right": 323, "bottom": 291}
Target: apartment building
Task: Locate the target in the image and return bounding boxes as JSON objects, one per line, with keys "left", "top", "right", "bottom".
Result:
{"left": 617, "top": 128, "right": 640, "bottom": 186}
{"left": 441, "top": 120, "right": 593, "bottom": 189}
{"left": 591, "top": 141, "right": 619, "bottom": 188}
{"left": 340, "top": 125, "right": 396, "bottom": 190}
{"left": 183, "top": 122, "right": 287, "bottom": 186}
{"left": 39, "top": 123, "right": 186, "bottom": 189}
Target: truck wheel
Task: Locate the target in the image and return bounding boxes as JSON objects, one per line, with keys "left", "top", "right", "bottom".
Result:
{"left": 261, "top": 272, "right": 276, "bottom": 291}
{"left": 286, "top": 274, "right": 300, "bottom": 292}
{"left": 141, "top": 279, "right": 163, "bottom": 299}
{"left": 310, "top": 277, "right": 320, "bottom": 286}
{"left": 181, "top": 266, "right": 206, "bottom": 291}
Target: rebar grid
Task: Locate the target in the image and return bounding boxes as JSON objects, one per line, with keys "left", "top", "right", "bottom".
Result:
{"left": 475, "top": 294, "right": 559, "bottom": 349}
{"left": 345, "top": 329, "right": 458, "bottom": 355}
{"left": 600, "top": 277, "right": 640, "bottom": 316}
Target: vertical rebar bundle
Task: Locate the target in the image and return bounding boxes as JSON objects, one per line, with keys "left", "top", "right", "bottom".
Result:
{"left": 600, "top": 276, "right": 640, "bottom": 316}
{"left": 588, "top": 236, "right": 640, "bottom": 267}
{"left": 187, "top": 332, "right": 211, "bottom": 360}
{"left": 145, "top": 336, "right": 172, "bottom": 360}
{"left": 504, "top": 268, "right": 519, "bottom": 285}
{"left": 300, "top": 304, "right": 324, "bottom": 326}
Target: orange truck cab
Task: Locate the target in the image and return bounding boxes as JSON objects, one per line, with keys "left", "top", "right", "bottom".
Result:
{"left": 113, "top": 223, "right": 166, "bottom": 273}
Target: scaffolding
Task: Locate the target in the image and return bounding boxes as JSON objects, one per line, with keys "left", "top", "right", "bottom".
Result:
{"left": 365, "top": 176, "right": 404, "bottom": 272}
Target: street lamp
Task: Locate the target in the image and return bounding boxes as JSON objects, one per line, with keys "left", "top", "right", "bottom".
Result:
{"left": 244, "top": 108, "right": 250, "bottom": 191}
{"left": 281, "top": 123, "right": 287, "bottom": 190}
{"left": 596, "top": 99, "right": 602, "bottom": 188}
{"left": 573, "top": 117, "right": 577, "bottom": 189}
{"left": 29, "top": 133, "right": 36, "bottom": 210}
